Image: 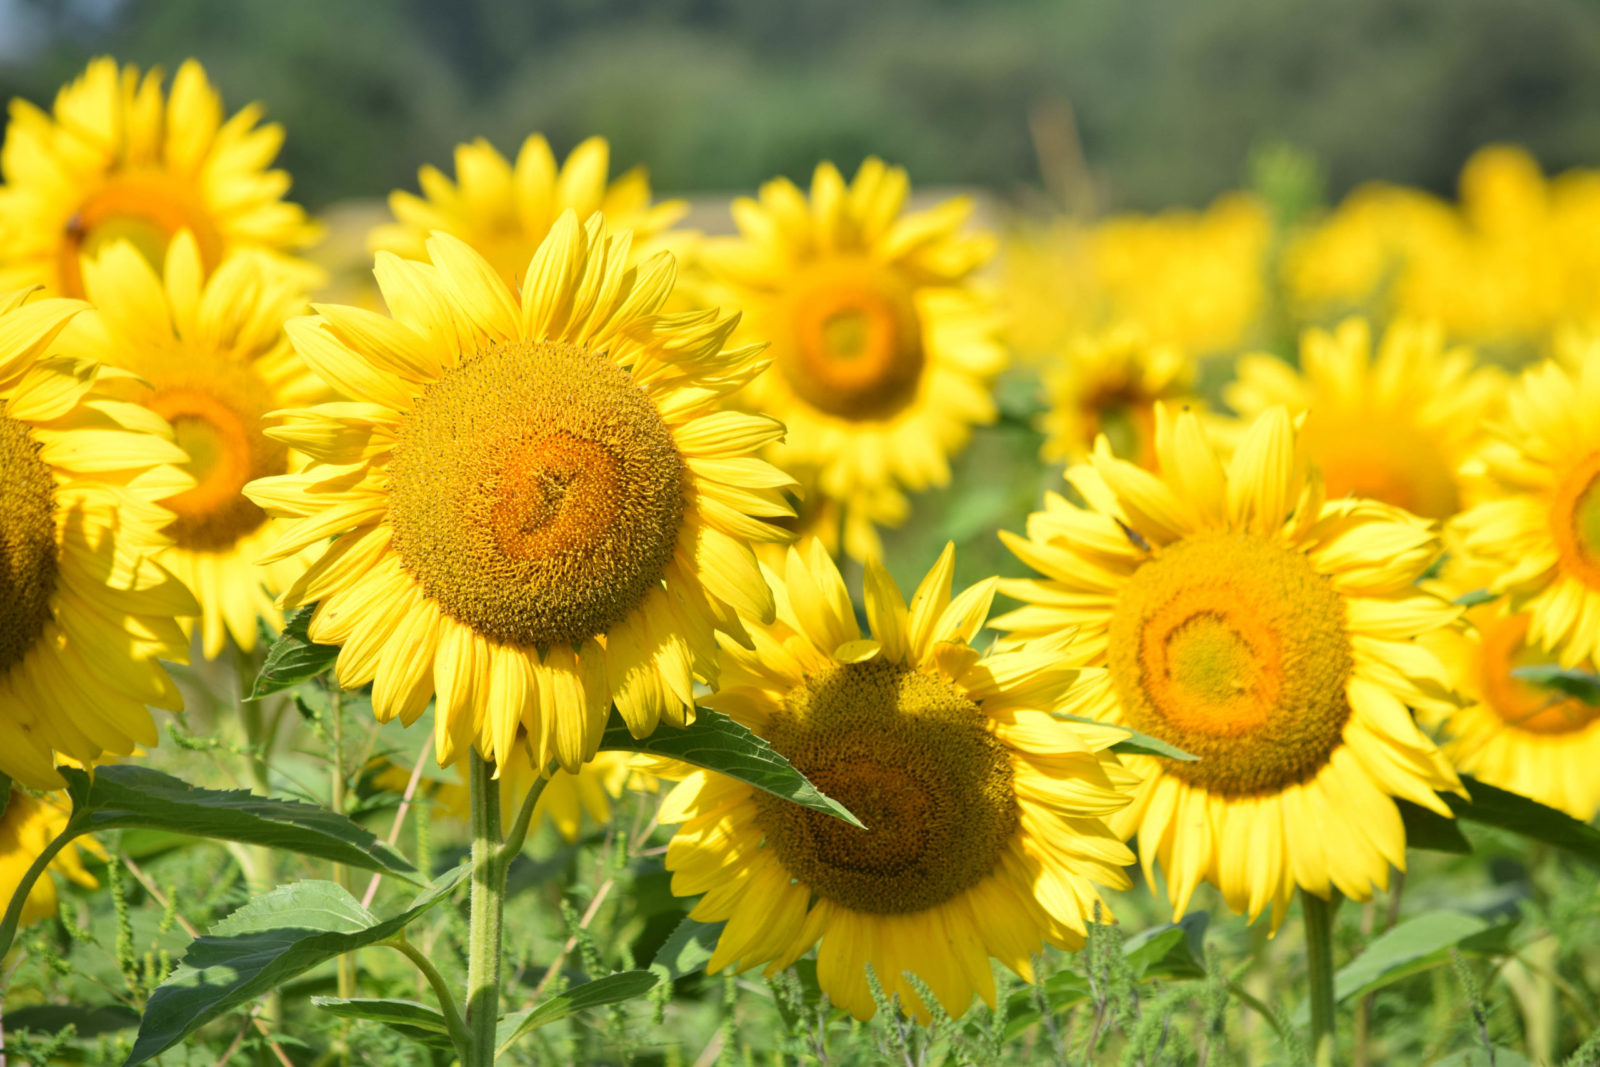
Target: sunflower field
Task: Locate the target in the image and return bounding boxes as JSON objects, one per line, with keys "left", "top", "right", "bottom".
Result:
{"left": 2, "top": 4, "right": 1600, "bottom": 1066}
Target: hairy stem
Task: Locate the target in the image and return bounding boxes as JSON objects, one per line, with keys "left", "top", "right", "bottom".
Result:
{"left": 1302, "top": 890, "right": 1340, "bottom": 1062}
{"left": 465, "top": 750, "right": 504, "bottom": 1065}
{"left": 389, "top": 935, "right": 473, "bottom": 1057}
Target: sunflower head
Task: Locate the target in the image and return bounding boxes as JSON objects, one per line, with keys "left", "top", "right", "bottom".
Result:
{"left": 0, "top": 290, "right": 195, "bottom": 787}
{"left": 661, "top": 539, "right": 1135, "bottom": 1021}
{"left": 249, "top": 212, "right": 795, "bottom": 772}
{"left": 700, "top": 158, "right": 1005, "bottom": 562}
{"left": 0, "top": 58, "right": 318, "bottom": 299}
{"left": 1453, "top": 356, "right": 1600, "bottom": 668}
{"left": 1225, "top": 318, "right": 1503, "bottom": 520}
{"left": 1038, "top": 322, "right": 1194, "bottom": 469}
{"left": 370, "top": 134, "right": 686, "bottom": 287}
{"left": 996, "top": 404, "right": 1463, "bottom": 926}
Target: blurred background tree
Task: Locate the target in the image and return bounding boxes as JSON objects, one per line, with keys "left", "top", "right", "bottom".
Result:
{"left": 2, "top": 0, "right": 1597, "bottom": 208}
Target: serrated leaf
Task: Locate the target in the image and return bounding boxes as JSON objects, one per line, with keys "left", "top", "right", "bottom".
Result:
{"left": 310, "top": 997, "right": 455, "bottom": 1048}
{"left": 251, "top": 604, "right": 339, "bottom": 698}
{"left": 1447, "top": 775, "right": 1600, "bottom": 867}
{"left": 127, "top": 869, "right": 467, "bottom": 1065}
{"left": 1124, "top": 912, "right": 1208, "bottom": 979}
{"left": 651, "top": 916, "right": 724, "bottom": 981}
{"left": 1398, "top": 798, "right": 1474, "bottom": 855}
{"left": 1510, "top": 664, "right": 1600, "bottom": 705}
{"left": 1053, "top": 713, "right": 1199, "bottom": 761}
{"left": 598, "top": 709, "right": 862, "bottom": 827}
{"left": 62, "top": 765, "right": 417, "bottom": 878}
{"left": 495, "top": 971, "right": 658, "bottom": 1054}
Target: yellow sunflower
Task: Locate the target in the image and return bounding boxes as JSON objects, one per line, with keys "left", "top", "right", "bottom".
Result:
{"left": 370, "top": 134, "right": 686, "bottom": 287}
{"left": 55, "top": 234, "right": 318, "bottom": 658}
{"left": 995, "top": 405, "right": 1463, "bottom": 926}
{"left": 1038, "top": 323, "right": 1194, "bottom": 469}
{"left": 1453, "top": 357, "right": 1600, "bottom": 668}
{"left": 246, "top": 213, "right": 794, "bottom": 772}
{"left": 0, "top": 291, "right": 195, "bottom": 788}
{"left": 1426, "top": 596, "right": 1600, "bottom": 821}
{"left": 700, "top": 159, "right": 1006, "bottom": 562}
{"left": 0, "top": 57, "right": 318, "bottom": 299}
{"left": 1225, "top": 318, "right": 1503, "bottom": 521}
{"left": 0, "top": 787, "right": 105, "bottom": 929}
{"left": 661, "top": 540, "right": 1135, "bottom": 1022}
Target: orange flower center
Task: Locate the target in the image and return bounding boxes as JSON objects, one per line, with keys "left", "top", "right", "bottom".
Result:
{"left": 755, "top": 660, "right": 1017, "bottom": 915}
{"left": 57, "top": 175, "right": 222, "bottom": 297}
{"left": 777, "top": 258, "right": 924, "bottom": 420}
{"left": 1478, "top": 613, "right": 1600, "bottom": 735}
{"left": 1550, "top": 451, "right": 1600, "bottom": 591}
{"left": 0, "top": 405, "right": 59, "bottom": 674}
{"left": 1302, "top": 409, "right": 1458, "bottom": 519}
{"left": 1109, "top": 531, "right": 1353, "bottom": 795}
{"left": 387, "top": 340, "right": 685, "bottom": 648}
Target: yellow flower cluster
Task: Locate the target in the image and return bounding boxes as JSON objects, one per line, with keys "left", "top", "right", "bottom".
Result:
{"left": 2, "top": 54, "right": 1599, "bottom": 1031}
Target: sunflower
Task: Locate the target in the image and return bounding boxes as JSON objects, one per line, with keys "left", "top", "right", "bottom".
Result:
{"left": 247, "top": 214, "right": 794, "bottom": 772}
{"left": 0, "top": 787, "right": 105, "bottom": 928}
{"left": 1038, "top": 323, "right": 1194, "bottom": 469}
{"left": 54, "top": 234, "right": 318, "bottom": 658}
{"left": 994, "top": 405, "right": 1462, "bottom": 926}
{"left": 700, "top": 159, "right": 1006, "bottom": 562}
{"left": 1452, "top": 357, "right": 1600, "bottom": 668}
{"left": 370, "top": 135, "right": 686, "bottom": 287}
{"left": 1425, "top": 593, "right": 1600, "bottom": 821}
{"left": 1225, "top": 318, "right": 1503, "bottom": 521}
{"left": 661, "top": 540, "right": 1135, "bottom": 1022}
{"left": 0, "top": 291, "right": 195, "bottom": 788}
{"left": 0, "top": 57, "right": 318, "bottom": 299}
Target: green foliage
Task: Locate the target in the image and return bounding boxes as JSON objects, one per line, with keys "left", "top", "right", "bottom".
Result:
{"left": 493, "top": 970, "right": 659, "bottom": 1053}
{"left": 250, "top": 604, "right": 340, "bottom": 698}
{"left": 1448, "top": 776, "right": 1600, "bottom": 866}
{"left": 1511, "top": 665, "right": 1600, "bottom": 705}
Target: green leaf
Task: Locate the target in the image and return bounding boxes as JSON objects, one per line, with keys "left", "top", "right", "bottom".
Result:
{"left": 598, "top": 708, "right": 863, "bottom": 827}
{"left": 127, "top": 868, "right": 467, "bottom": 1065}
{"left": 651, "top": 916, "right": 724, "bottom": 981}
{"left": 1452, "top": 588, "right": 1498, "bottom": 608}
{"left": 1003, "top": 972, "right": 1092, "bottom": 1040}
{"left": 495, "top": 971, "right": 659, "bottom": 1054}
{"left": 250, "top": 604, "right": 339, "bottom": 698}
{"left": 1398, "top": 798, "right": 1474, "bottom": 855}
{"left": 6, "top": 1003, "right": 139, "bottom": 1037}
{"left": 310, "top": 998, "right": 455, "bottom": 1050}
{"left": 1447, "top": 776, "right": 1600, "bottom": 867}
{"left": 62, "top": 765, "right": 417, "bottom": 878}
{"left": 1510, "top": 664, "right": 1600, "bottom": 705}
{"left": 1053, "top": 713, "right": 1199, "bottom": 762}
{"left": 1331, "top": 911, "right": 1490, "bottom": 1004}
{"left": 1124, "top": 912, "right": 1209, "bottom": 979}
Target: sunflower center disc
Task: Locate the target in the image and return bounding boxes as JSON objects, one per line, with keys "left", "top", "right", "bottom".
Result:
{"left": 1551, "top": 452, "right": 1600, "bottom": 591}
{"left": 1479, "top": 613, "right": 1600, "bottom": 735}
{"left": 147, "top": 369, "right": 286, "bottom": 552}
{"left": 754, "top": 660, "right": 1018, "bottom": 915}
{"left": 58, "top": 176, "right": 221, "bottom": 297}
{"left": 0, "top": 406, "right": 59, "bottom": 673}
{"left": 1109, "top": 530, "right": 1353, "bottom": 796}
{"left": 778, "top": 258, "right": 924, "bottom": 420}
{"left": 387, "top": 340, "right": 685, "bottom": 649}
{"left": 1303, "top": 411, "right": 1458, "bottom": 519}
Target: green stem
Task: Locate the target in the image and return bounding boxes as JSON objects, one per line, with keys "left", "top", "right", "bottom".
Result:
{"left": 0, "top": 821, "right": 79, "bottom": 957}
{"left": 388, "top": 935, "right": 473, "bottom": 1058}
{"left": 498, "top": 765, "right": 553, "bottom": 865}
{"left": 465, "top": 750, "right": 504, "bottom": 1066}
{"left": 1302, "top": 889, "right": 1340, "bottom": 1062}
{"left": 330, "top": 688, "right": 354, "bottom": 1005}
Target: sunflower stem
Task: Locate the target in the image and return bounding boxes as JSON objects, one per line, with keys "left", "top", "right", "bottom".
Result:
{"left": 1302, "top": 889, "right": 1340, "bottom": 1062}
{"left": 465, "top": 749, "right": 505, "bottom": 1065}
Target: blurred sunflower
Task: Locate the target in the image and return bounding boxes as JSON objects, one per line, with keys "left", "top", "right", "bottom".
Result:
{"left": 662, "top": 541, "right": 1134, "bottom": 1022}
{"left": 995, "top": 406, "right": 1462, "bottom": 926}
{"left": 1427, "top": 599, "right": 1600, "bottom": 821}
{"left": 1225, "top": 318, "right": 1502, "bottom": 521}
{"left": 57, "top": 235, "right": 318, "bottom": 658}
{"left": 1038, "top": 323, "right": 1193, "bottom": 469}
{"left": 370, "top": 135, "right": 686, "bottom": 286}
{"left": 1453, "top": 357, "right": 1600, "bottom": 667}
{"left": 0, "top": 787, "right": 105, "bottom": 928}
{"left": 700, "top": 159, "right": 1005, "bottom": 562}
{"left": 0, "top": 58, "right": 318, "bottom": 299}
{"left": 0, "top": 292, "right": 194, "bottom": 788}
{"left": 247, "top": 214, "right": 793, "bottom": 771}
